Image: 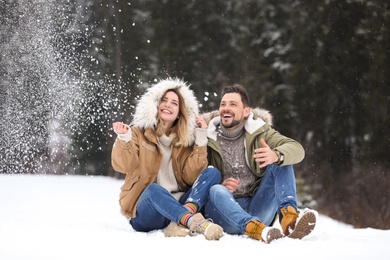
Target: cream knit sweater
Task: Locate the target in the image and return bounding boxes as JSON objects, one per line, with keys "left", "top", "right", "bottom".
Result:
{"left": 156, "top": 134, "right": 184, "bottom": 201}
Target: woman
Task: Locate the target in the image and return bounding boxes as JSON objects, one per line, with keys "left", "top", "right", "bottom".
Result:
{"left": 111, "top": 78, "right": 223, "bottom": 240}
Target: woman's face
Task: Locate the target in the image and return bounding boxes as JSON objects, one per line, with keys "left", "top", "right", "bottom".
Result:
{"left": 158, "top": 90, "right": 180, "bottom": 125}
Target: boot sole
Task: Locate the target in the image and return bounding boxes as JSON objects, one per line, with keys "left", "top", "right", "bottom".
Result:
{"left": 262, "top": 227, "right": 283, "bottom": 244}
{"left": 288, "top": 211, "right": 316, "bottom": 239}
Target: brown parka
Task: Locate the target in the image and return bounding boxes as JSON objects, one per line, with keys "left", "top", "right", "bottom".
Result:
{"left": 111, "top": 78, "right": 207, "bottom": 219}
{"left": 112, "top": 128, "right": 207, "bottom": 219}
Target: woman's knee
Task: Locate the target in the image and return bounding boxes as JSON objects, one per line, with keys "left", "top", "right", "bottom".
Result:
{"left": 143, "top": 183, "right": 164, "bottom": 197}
{"left": 201, "top": 166, "right": 222, "bottom": 183}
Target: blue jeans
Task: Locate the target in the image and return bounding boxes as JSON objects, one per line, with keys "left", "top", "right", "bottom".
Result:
{"left": 130, "top": 167, "right": 221, "bottom": 232}
{"left": 204, "top": 164, "right": 297, "bottom": 235}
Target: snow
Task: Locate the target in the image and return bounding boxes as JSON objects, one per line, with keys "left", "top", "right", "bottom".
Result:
{"left": 1, "top": 174, "right": 389, "bottom": 260}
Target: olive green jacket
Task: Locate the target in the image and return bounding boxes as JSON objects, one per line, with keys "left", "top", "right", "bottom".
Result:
{"left": 201, "top": 108, "right": 305, "bottom": 196}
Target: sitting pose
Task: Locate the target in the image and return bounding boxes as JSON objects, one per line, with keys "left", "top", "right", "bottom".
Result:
{"left": 202, "top": 84, "right": 317, "bottom": 243}
{"left": 111, "top": 78, "right": 223, "bottom": 240}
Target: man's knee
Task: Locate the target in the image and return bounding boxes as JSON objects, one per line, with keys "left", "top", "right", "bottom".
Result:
{"left": 209, "top": 184, "right": 227, "bottom": 198}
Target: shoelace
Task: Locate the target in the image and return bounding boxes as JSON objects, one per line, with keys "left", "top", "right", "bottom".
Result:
{"left": 191, "top": 218, "right": 215, "bottom": 235}
{"left": 246, "top": 221, "right": 263, "bottom": 237}
{"left": 284, "top": 211, "right": 298, "bottom": 232}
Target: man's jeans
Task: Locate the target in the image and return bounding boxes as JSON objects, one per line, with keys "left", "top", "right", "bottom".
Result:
{"left": 130, "top": 167, "right": 221, "bottom": 232}
{"left": 204, "top": 164, "right": 297, "bottom": 235}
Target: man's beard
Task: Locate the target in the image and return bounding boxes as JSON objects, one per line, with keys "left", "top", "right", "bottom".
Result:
{"left": 222, "top": 119, "right": 241, "bottom": 128}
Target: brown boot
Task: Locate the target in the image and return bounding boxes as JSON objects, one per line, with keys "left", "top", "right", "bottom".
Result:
{"left": 245, "top": 220, "right": 283, "bottom": 244}
{"left": 280, "top": 206, "right": 316, "bottom": 239}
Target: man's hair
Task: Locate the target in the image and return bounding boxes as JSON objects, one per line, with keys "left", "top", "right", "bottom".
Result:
{"left": 221, "top": 84, "right": 250, "bottom": 107}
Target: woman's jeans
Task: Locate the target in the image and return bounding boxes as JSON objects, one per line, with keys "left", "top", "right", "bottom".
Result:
{"left": 204, "top": 164, "right": 298, "bottom": 235}
{"left": 130, "top": 167, "right": 221, "bottom": 232}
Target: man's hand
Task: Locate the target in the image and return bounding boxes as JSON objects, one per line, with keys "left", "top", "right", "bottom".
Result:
{"left": 253, "top": 138, "right": 279, "bottom": 168}
{"left": 222, "top": 177, "right": 240, "bottom": 193}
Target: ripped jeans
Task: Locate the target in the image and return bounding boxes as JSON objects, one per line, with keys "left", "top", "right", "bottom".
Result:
{"left": 130, "top": 166, "right": 221, "bottom": 232}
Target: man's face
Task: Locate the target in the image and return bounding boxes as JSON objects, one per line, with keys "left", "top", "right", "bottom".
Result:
{"left": 219, "top": 93, "right": 250, "bottom": 129}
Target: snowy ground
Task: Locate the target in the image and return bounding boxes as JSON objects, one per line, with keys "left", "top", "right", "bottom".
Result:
{"left": 1, "top": 174, "right": 389, "bottom": 260}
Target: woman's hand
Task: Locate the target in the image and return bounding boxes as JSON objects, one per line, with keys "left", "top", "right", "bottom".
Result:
{"left": 195, "top": 117, "right": 208, "bottom": 129}
{"left": 113, "top": 122, "right": 129, "bottom": 134}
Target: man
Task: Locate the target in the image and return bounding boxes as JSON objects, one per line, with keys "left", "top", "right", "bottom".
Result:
{"left": 202, "top": 84, "right": 317, "bottom": 243}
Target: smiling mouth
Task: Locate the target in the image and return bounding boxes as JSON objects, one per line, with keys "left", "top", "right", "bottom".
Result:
{"left": 161, "top": 109, "right": 172, "bottom": 114}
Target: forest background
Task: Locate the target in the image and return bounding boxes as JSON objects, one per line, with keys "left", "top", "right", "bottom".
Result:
{"left": 1, "top": 0, "right": 389, "bottom": 230}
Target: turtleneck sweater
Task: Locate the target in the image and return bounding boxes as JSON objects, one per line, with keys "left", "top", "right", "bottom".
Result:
{"left": 217, "top": 123, "right": 259, "bottom": 198}
{"left": 156, "top": 134, "right": 184, "bottom": 201}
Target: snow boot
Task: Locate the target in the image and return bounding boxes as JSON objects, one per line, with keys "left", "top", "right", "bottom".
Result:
{"left": 164, "top": 221, "right": 190, "bottom": 237}
{"left": 189, "top": 213, "right": 224, "bottom": 240}
{"left": 281, "top": 206, "right": 317, "bottom": 239}
{"left": 245, "top": 220, "right": 283, "bottom": 243}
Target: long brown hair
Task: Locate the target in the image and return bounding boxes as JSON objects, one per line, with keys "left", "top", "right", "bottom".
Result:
{"left": 155, "top": 89, "right": 190, "bottom": 146}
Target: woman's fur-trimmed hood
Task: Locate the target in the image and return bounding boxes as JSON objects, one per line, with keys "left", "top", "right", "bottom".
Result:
{"left": 131, "top": 78, "right": 199, "bottom": 144}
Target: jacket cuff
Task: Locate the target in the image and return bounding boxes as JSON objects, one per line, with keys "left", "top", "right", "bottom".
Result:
{"left": 194, "top": 128, "right": 208, "bottom": 146}
{"left": 116, "top": 129, "right": 132, "bottom": 143}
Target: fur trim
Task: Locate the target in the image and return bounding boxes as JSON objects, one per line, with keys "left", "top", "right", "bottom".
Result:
{"left": 131, "top": 77, "right": 199, "bottom": 144}
{"left": 251, "top": 107, "right": 273, "bottom": 126}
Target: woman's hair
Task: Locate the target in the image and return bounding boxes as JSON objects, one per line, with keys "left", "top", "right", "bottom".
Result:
{"left": 155, "top": 89, "right": 190, "bottom": 146}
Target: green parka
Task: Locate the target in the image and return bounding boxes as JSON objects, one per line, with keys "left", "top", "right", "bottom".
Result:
{"left": 201, "top": 108, "right": 305, "bottom": 196}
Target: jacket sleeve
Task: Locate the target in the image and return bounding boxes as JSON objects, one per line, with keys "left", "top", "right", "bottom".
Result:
{"left": 181, "top": 145, "right": 208, "bottom": 186}
{"left": 111, "top": 127, "right": 140, "bottom": 174}
{"left": 180, "top": 128, "right": 209, "bottom": 185}
{"left": 263, "top": 127, "right": 305, "bottom": 166}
